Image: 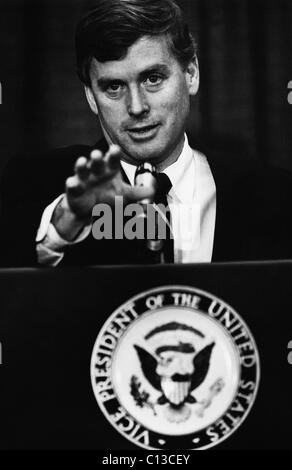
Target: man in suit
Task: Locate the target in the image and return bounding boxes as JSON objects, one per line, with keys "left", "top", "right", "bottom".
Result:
{"left": 1, "top": 0, "right": 292, "bottom": 267}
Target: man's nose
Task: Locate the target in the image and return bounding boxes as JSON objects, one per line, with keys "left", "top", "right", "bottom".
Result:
{"left": 127, "top": 86, "right": 150, "bottom": 117}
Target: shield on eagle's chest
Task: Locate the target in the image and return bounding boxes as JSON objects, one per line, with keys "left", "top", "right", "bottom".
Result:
{"left": 160, "top": 377, "right": 191, "bottom": 405}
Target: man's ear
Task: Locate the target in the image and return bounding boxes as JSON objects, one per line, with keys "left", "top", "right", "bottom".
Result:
{"left": 84, "top": 85, "right": 98, "bottom": 115}
{"left": 186, "top": 56, "right": 199, "bottom": 96}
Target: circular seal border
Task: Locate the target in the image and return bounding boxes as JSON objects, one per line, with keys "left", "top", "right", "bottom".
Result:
{"left": 90, "top": 285, "right": 260, "bottom": 450}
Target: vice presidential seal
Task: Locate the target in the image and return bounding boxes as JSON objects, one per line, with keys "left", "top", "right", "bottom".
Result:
{"left": 90, "top": 286, "right": 260, "bottom": 450}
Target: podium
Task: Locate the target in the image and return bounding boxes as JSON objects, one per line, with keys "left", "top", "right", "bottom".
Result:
{"left": 0, "top": 261, "right": 291, "bottom": 450}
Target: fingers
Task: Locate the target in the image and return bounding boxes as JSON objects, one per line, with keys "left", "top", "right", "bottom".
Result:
{"left": 89, "top": 150, "right": 104, "bottom": 175}
{"left": 89, "top": 145, "right": 121, "bottom": 174}
{"left": 74, "top": 150, "right": 104, "bottom": 179}
{"left": 105, "top": 145, "right": 121, "bottom": 171}
{"left": 76, "top": 145, "right": 122, "bottom": 182}
{"left": 68, "top": 145, "right": 123, "bottom": 200}
{"left": 90, "top": 145, "right": 121, "bottom": 178}
{"left": 66, "top": 175, "right": 85, "bottom": 198}
{"left": 74, "top": 156, "right": 89, "bottom": 180}
{"left": 70, "top": 145, "right": 157, "bottom": 206}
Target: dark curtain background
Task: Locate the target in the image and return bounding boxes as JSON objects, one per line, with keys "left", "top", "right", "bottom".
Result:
{"left": 0, "top": 0, "right": 291, "bottom": 173}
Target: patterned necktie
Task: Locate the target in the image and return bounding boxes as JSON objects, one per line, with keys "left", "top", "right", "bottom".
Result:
{"left": 154, "top": 172, "right": 174, "bottom": 263}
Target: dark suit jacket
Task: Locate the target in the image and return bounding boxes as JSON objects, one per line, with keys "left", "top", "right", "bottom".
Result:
{"left": 1, "top": 137, "right": 292, "bottom": 267}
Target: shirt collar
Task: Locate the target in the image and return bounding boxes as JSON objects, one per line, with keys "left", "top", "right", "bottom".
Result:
{"left": 120, "top": 134, "right": 195, "bottom": 203}
{"left": 163, "top": 134, "right": 195, "bottom": 203}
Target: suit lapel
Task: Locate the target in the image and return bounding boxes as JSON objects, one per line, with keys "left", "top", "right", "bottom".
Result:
{"left": 190, "top": 137, "right": 253, "bottom": 262}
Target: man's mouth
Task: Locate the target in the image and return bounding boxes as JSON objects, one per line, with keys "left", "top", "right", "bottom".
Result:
{"left": 126, "top": 123, "right": 160, "bottom": 141}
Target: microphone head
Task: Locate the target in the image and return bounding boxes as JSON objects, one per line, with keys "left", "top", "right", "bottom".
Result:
{"left": 135, "top": 162, "right": 156, "bottom": 176}
{"left": 134, "top": 162, "right": 157, "bottom": 205}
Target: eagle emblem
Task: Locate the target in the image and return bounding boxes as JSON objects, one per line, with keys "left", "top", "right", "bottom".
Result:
{"left": 131, "top": 321, "right": 219, "bottom": 423}
{"left": 91, "top": 286, "right": 259, "bottom": 449}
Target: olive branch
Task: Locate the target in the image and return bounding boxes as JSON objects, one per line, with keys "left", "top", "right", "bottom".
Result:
{"left": 130, "top": 375, "right": 157, "bottom": 415}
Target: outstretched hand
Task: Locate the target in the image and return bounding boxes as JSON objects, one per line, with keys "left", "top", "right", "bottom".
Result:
{"left": 66, "top": 145, "right": 155, "bottom": 218}
{"left": 52, "top": 145, "right": 155, "bottom": 241}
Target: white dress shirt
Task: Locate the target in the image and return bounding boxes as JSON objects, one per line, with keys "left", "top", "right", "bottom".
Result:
{"left": 36, "top": 135, "right": 216, "bottom": 266}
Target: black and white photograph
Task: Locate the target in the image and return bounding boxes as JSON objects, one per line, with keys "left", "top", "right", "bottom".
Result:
{"left": 0, "top": 0, "right": 292, "bottom": 454}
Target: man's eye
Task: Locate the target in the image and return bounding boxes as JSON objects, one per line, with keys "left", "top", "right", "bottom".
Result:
{"left": 109, "top": 84, "right": 120, "bottom": 91}
{"left": 106, "top": 83, "right": 123, "bottom": 95}
{"left": 145, "top": 75, "right": 163, "bottom": 86}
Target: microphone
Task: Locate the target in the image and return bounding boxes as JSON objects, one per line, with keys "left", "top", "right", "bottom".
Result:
{"left": 134, "top": 162, "right": 156, "bottom": 206}
{"left": 134, "top": 163, "right": 164, "bottom": 259}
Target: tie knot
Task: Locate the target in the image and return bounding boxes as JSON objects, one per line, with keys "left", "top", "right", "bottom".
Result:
{"left": 154, "top": 172, "right": 172, "bottom": 204}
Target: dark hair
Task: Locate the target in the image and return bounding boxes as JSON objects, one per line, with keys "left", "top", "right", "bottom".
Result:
{"left": 75, "top": 0, "right": 197, "bottom": 85}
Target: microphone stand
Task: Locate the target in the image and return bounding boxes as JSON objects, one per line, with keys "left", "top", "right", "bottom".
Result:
{"left": 134, "top": 163, "right": 165, "bottom": 264}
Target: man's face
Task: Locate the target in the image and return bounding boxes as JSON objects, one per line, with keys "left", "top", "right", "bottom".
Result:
{"left": 85, "top": 35, "right": 199, "bottom": 167}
